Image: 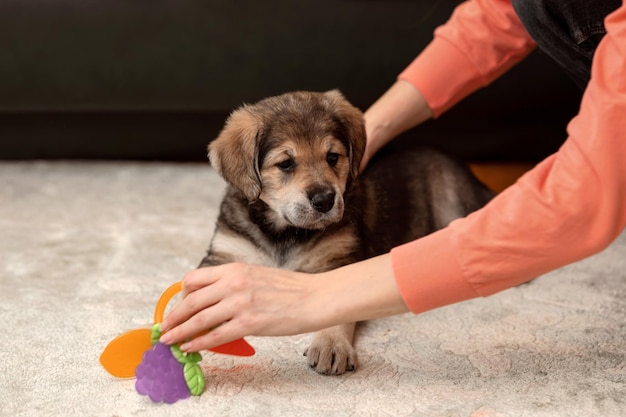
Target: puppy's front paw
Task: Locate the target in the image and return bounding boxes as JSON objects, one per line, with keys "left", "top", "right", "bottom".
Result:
{"left": 304, "top": 332, "right": 357, "bottom": 375}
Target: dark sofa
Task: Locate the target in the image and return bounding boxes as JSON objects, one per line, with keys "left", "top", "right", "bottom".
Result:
{"left": 0, "top": 0, "right": 581, "bottom": 162}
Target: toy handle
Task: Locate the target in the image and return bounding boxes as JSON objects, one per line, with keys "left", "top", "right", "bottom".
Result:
{"left": 153, "top": 281, "right": 184, "bottom": 323}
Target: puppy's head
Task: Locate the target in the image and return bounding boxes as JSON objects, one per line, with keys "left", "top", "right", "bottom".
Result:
{"left": 208, "top": 90, "right": 366, "bottom": 230}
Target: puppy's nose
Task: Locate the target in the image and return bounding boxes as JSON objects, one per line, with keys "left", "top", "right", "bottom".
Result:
{"left": 309, "top": 190, "right": 336, "bottom": 213}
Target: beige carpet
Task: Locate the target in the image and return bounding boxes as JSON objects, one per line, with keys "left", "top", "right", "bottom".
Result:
{"left": 1, "top": 161, "right": 624, "bottom": 417}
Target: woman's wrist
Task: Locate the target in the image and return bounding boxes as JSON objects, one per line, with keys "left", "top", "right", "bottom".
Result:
{"left": 313, "top": 254, "right": 410, "bottom": 327}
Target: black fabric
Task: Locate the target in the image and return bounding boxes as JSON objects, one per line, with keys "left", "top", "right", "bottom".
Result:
{"left": 512, "top": 0, "right": 621, "bottom": 89}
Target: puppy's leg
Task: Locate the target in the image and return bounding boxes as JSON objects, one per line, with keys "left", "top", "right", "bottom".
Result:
{"left": 304, "top": 323, "right": 357, "bottom": 375}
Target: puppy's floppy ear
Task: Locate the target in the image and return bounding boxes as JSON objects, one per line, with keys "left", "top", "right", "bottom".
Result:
{"left": 324, "top": 89, "right": 366, "bottom": 180}
{"left": 208, "top": 105, "right": 263, "bottom": 201}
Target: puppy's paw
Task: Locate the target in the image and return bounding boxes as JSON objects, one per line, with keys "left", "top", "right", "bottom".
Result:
{"left": 304, "top": 333, "right": 357, "bottom": 375}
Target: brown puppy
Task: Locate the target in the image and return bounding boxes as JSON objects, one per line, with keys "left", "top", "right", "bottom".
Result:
{"left": 201, "top": 90, "right": 494, "bottom": 375}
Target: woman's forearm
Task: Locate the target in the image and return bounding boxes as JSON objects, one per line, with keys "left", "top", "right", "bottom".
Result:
{"left": 361, "top": 80, "right": 434, "bottom": 170}
{"left": 314, "top": 254, "right": 410, "bottom": 327}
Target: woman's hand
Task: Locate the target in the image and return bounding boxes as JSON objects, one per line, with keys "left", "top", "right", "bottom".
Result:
{"left": 159, "top": 263, "right": 326, "bottom": 352}
{"left": 159, "top": 254, "right": 408, "bottom": 352}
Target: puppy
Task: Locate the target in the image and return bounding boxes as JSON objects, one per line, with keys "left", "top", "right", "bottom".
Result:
{"left": 200, "top": 90, "right": 494, "bottom": 375}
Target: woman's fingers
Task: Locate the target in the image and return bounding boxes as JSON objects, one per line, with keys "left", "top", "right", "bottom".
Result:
{"left": 180, "top": 265, "right": 222, "bottom": 297}
{"left": 160, "top": 263, "right": 254, "bottom": 343}
{"left": 160, "top": 269, "right": 227, "bottom": 334}
{"left": 160, "top": 298, "right": 233, "bottom": 347}
{"left": 160, "top": 292, "right": 223, "bottom": 343}
{"left": 178, "top": 319, "right": 247, "bottom": 352}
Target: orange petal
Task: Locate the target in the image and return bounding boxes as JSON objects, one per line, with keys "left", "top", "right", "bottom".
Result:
{"left": 100, "top": 328, "right": 152, "bottom": 378}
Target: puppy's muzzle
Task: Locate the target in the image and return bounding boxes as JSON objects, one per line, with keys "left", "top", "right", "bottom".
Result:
{"left": 308, "top": 188, "right": 336, "bottom": 214}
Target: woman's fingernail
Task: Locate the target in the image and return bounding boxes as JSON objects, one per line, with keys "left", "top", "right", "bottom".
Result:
{"left": 159, "top": 333, "right": 172, "bottom": 345}
{"left": 180, "top": 342, "right": 191, "bottom": 352}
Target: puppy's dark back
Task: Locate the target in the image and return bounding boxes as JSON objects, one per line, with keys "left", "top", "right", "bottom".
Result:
{"left": 357, "top": 147, "right": 494, "bottom": 258}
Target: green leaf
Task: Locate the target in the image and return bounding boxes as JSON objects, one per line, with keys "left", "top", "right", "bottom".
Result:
{"left": 186, "top": 352, "right": 202, "bottom": 363}
{"left": 169, "top": 344, "right": 202, "bottom": 365}
{"left": 184, "top": 363, "right": 205, "bottom": 396}
{"left": 150, "top": 323, "right": 162, "bottom": 346}
{"left": 170, "top": 344, "right": 185, "bottom": 362}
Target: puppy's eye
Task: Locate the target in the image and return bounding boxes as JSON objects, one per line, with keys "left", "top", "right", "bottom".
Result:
{"left": 327, "top": 152, "right": 339, "bottom": 166}
{"left": 277, "top": 159, "right": 295, "bottom": 172}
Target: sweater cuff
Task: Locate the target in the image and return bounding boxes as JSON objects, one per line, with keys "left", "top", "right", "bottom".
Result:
{"left": 398, "top": 37, "right": 485, "bottom": 118}
{"left": 390, "top": 227, "right": 478, "bottom": 314}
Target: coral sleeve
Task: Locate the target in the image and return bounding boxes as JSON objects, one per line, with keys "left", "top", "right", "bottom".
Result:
{"left": 399, "top": 0, "right": 536, "bottom": 117}
{"left": 391, "top": 3, "right": 626, "bottom": 314}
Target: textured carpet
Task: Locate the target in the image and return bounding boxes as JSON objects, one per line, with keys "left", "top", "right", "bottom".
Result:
{"left": 1, "top": 161, "right": 624, "bottom": 417}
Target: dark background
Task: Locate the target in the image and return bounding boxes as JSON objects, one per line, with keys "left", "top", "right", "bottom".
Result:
{"left": 0, "top": 0, "right": 581, "bottom": 162}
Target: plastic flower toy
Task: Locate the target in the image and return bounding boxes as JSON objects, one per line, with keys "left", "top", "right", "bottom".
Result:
{"left": 100, "top": 281, "right": 255, "bottom": 403}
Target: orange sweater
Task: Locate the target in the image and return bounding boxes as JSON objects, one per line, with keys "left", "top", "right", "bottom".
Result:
{"left": 391, "top": 0, "right": 626, "bottom": 313}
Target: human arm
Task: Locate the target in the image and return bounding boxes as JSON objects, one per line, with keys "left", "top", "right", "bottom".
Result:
{"left": 399, "top": 0, "right": 536, "bottom": 117}
{"left": 366, "top": 0, "right": 626, "bottom": 310}
{"left": 361, "top": 0, "right": 536, "bottom": 171}
{"left": 392, "top": 2, "right": 626, "bottom": 312}
{"left": 159, "top": 254, "right": 408, "bottom": 352}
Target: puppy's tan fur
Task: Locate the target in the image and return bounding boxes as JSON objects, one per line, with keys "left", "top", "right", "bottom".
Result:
{"left": 201, "top": 90, "right": 493, "bottom": 375}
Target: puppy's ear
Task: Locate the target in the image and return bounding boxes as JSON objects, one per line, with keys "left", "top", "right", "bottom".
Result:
{"left": 208, "top": 105, "right": 263, "bottom": 201}
{"left": 324, "top": 90, "right": 366, "bottom": 179}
